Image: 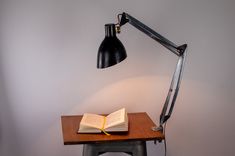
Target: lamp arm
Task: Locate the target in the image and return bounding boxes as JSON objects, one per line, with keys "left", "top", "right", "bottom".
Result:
{"left": 158, "top": 50, "right": 187, "bottom": 129}
{"left": 118, "top": 12, "right": 187, "bottom": 131}
{"left": 119, "top": 12, "right": 185, "bottom": 56}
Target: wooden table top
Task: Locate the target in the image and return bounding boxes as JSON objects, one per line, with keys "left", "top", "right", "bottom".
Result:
{"left": 61, "top": 112, "right": 165, "bottom": 145}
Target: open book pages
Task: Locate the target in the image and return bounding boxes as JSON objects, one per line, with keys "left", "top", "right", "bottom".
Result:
{"left": 78, "top": 108, "right": 128, "bottom": 133}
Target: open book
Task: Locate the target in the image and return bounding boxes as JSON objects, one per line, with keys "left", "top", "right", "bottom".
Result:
{"left": 78, "top": 108, "right": 128, "bottom": 133}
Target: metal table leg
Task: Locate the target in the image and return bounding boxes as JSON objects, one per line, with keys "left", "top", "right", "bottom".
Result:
{"left": 83, "top": 140, "right": 147, "bottom": 156}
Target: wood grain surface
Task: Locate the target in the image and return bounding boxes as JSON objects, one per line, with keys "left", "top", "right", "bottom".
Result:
{"left": 61, "top": 112, "right": 165, "bottom": 145}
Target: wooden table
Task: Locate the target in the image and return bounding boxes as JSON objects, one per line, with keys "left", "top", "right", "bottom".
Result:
{"left": 61, "top": 112, "right": 164, "bottom": 156}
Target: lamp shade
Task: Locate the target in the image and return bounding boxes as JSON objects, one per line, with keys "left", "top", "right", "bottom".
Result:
{"left": 97, "top": 24, "right": 127, "bottom": 68}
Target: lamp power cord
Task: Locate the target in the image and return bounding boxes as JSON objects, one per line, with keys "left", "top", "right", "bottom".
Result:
{"left": 163, "top": 122, "right": 167, "bottom": 156}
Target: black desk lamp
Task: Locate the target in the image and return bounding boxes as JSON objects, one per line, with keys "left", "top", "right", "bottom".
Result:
{"left": 97, "top": 12, "right": 187, "bottom": 131}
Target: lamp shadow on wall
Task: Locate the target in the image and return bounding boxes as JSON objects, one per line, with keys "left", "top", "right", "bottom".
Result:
{"left": 0, "top": 72, "right": 5, "bottom": 143}
{"left": 0, "top": 67, "right": 6, "bottom": 143}
{"left": 0, "top": 61, "right": 20, "bottom": 151}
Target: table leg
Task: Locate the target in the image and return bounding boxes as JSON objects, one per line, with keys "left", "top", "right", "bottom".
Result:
{"left": 83, "top": 140, "right": 147, "bottom": 156}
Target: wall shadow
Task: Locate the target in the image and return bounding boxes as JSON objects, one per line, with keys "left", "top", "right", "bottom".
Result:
{"left": 0, "top": 65, "right": 6, "bottom": 143}
{"left": 0, "top": 2, "right": 21, "bottom": 154}
{"left": 0, "top": 45, "right": 21, "bottom": 155}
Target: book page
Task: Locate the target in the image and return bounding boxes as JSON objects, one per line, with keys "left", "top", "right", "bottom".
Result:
{"left": 104, "top": 108, "right": 126, "bottom": 129}
{"left": 80, "top": 113, "right": 104, "bottom": 129}
{"left": 104, "top": 113, "right": 128, "bottom": 132}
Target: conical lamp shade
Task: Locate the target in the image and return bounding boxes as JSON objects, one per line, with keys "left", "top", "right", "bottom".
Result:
{"left": 97, "top": 24, "right": 127, "bottom": 68}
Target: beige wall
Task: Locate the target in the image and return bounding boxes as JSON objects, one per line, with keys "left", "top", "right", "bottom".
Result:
{"left": 1, "top": 0, "right": 235, "bottom": 156}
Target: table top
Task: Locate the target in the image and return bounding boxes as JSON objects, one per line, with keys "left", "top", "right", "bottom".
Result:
{"left": 61, "top": 112, "right": 165, "bottom": 145}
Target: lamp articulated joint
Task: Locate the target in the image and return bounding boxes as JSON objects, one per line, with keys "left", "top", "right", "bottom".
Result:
{"left": 177, "top": 44, "right": 187, "bottom": 56}
{"left": 115, "top": 12, "right": 129, "bottom": 34}
{"left": 119, "top": 12, "right": 129, "bottom": 26}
